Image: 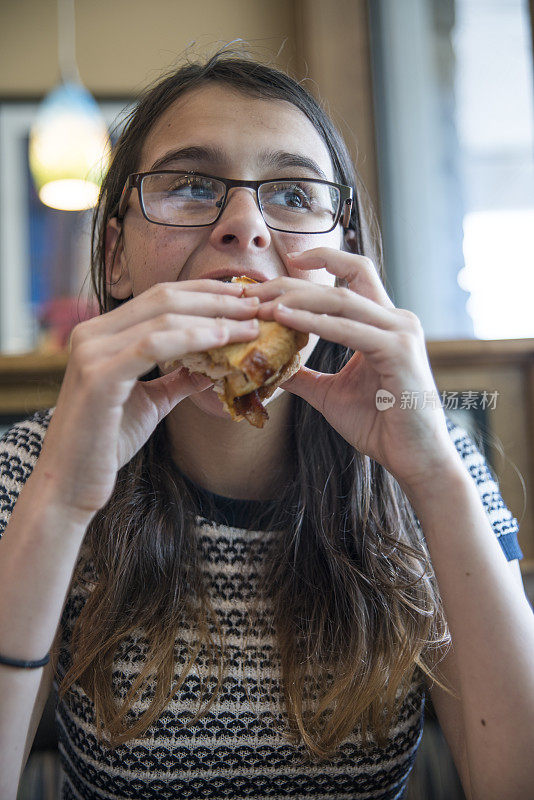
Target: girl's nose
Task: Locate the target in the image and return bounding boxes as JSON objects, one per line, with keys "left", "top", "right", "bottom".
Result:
{"left": 209, "top": 187, "right": 271, "bottom": 251}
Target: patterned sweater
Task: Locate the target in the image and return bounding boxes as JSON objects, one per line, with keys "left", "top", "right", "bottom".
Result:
{"left": 0, "top": 409, "right": 523, "bottom": 800}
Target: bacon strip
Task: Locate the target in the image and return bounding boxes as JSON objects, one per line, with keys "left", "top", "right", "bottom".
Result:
{"left": 233, "top": 390, "right": 269, "bottom": 428}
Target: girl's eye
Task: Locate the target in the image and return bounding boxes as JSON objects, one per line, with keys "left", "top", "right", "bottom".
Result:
{"left": 168, "top": 179, "right": 217, "bottom": 200}
{"left": 265, "top": 183, "right": 314, "bottom": 210}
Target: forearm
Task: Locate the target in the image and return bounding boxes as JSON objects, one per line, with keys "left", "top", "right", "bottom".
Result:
{"left": 401, "top": 456, "right": 534, "bottom": 800}
{"left": 0, "top": 467, "right": 92, "bottom": 657}
{"left": 0, "top": 466, "right": 92, "bottom": 797}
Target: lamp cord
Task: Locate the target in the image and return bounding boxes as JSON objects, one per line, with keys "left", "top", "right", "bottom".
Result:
{"left": 58, "top": 0, "right": 81, "bottom": 84}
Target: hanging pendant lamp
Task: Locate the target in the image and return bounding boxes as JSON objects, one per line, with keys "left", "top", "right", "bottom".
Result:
{"left": 28, "top": 0, "right": 111, "bottom": 211}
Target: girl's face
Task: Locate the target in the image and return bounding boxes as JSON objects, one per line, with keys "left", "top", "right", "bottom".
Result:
{"left": 107, "top": 83, "right": 346, "bottom": 419}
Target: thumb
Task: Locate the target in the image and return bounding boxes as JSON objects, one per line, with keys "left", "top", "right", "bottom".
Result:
{"left": 280, "top": 366, "right": 329, "bottom": 411}
{"left": 143, "top": 367, "right": 214, "bottom": 410}
{"left": 185, "top": 370, "right": 215, "bottom": 393}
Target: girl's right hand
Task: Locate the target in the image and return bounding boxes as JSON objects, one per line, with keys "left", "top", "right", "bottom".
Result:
{"left": 35, "top": 280, "right": 260, "bottom": 520}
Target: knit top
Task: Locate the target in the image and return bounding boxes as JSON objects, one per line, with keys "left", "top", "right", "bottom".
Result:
{"left": 0, "top": 409, "right": 523, "bottom": 800}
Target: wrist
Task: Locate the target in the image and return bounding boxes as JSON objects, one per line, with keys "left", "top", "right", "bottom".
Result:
{"left": 18, "top": 464, "right": 96, "bottom": 533}
{"left": 397, "top": 445, "right": 468, "bottom": 506}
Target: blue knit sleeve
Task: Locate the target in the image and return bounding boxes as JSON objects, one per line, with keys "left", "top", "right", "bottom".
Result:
{"left": 445, "top": 416, "right": 523, "bottom": 561}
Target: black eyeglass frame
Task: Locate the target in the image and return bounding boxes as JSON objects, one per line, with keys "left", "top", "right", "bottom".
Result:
{"left": 116, "top": 170, "right": 354, "bottom": 234}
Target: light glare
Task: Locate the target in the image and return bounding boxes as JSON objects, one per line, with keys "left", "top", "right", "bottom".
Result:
{"left": 39, "top": 179, "right": 100, "bottom": 210}
{"left": 461, "top": 209, "right": 534, "bottom": 339}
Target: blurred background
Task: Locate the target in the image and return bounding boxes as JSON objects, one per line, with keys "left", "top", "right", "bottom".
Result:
{"left": 1, "top": 1, "right": 533, "bottom": 798}
{"left": 2, "top": 0, "right": 532, "bottom": 351}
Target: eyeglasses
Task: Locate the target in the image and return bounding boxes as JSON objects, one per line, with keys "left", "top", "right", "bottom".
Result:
{"left": 117, "top": 171, "right": 354, "bottom": 234}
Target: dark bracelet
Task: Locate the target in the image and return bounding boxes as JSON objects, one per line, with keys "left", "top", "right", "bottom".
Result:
{"left": 0, "top": 652, "right": 50, "bottom": 668}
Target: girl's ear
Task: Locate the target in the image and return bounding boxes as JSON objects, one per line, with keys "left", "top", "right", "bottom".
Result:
{"left": 344, "top": 228, "right": 359, "bottom": 253}
{"left": 105, "top": 217, "right": 133, "bottom": 299}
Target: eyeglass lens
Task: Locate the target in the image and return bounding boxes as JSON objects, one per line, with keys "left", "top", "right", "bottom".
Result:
{"left": 139, "top": 173, "right": 340, "bottom": 232}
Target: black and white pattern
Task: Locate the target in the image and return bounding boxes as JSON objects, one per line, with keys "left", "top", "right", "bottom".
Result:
{"left": 0, "top": 408, "right": 522, "bottom": 799}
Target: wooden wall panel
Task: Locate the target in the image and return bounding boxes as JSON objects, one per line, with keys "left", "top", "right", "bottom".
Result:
{"left": 0, "top": 0, "right": 298, "bottom": 96}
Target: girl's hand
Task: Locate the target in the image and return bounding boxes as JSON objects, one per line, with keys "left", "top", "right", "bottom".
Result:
{"left": 244, "top": 249, "right": 460, "bottom": 491}
{"left": 36, "top": 280, "right": 260, "bottom": 519}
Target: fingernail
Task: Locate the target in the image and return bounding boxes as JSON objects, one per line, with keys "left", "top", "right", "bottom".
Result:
{"left": 286, "top": 251, "right": 301, "bottom": 259}
{"left": 243, "top": 296, "right": 260, "bottom": 305}
{"left": 277, "top": 303, "right": 293, "bottom": 313}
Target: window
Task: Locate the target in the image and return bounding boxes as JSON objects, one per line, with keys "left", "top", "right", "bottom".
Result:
{"left": 369, "top": 0, "right": 534, "bottom": 340}
{"left": 454, "top": 0, "right": 534, "bottom": 338}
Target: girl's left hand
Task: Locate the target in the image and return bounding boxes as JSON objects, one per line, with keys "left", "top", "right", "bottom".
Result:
{"left": 243, "top": 248, "right": 460, "bottom": 491}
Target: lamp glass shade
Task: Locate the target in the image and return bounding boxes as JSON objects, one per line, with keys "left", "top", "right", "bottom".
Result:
{"left": 29, "top": 82, "right": 111, "bottom": 211}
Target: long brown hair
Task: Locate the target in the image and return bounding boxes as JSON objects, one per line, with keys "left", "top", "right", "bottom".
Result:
{"left": 58, "top": 50, "right": 453, "bottom": 759}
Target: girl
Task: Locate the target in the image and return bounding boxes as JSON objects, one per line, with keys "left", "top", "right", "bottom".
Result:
{"left": 0, "top": 52, "right": 532, "bottom": 800}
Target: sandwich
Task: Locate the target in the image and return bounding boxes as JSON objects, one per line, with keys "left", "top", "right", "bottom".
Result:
{"left": 166, "top": 276, "right": 309, "bottom": 428}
